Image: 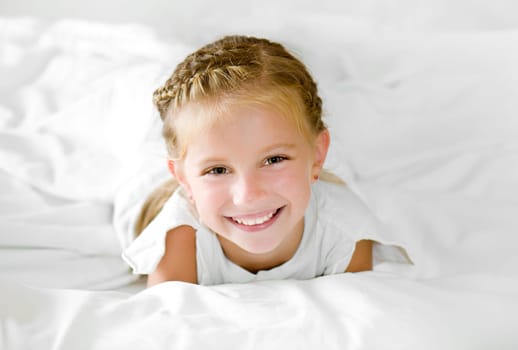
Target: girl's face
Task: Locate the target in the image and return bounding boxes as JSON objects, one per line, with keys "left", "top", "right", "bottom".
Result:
{"left": 171, "top": 103, "right": 329, "bottom": 261}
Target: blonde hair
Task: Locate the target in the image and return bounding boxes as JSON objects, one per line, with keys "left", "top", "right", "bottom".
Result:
{"left": 135, "top": 35, "right": 343, "bottom": 236}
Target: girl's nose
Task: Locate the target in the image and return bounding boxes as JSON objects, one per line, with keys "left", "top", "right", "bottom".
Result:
{"left": 232, "top": 172, "right": 267, "bottom": 205}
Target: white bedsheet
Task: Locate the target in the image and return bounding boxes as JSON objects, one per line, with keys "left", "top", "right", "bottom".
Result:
{"left": 1, "top": 4, "right": 518, "bottom": 348}
{"left": 2, "top": 273, "right": 517, "bottom": 349}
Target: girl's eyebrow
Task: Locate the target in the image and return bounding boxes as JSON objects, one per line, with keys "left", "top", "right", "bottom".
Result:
{"left": 196, "top": 157, "right": 227, "bottom": 166}
{"left": 195, "top": 143, "right": 297, "bottom": 166}
{"left": 259, "top": 142, "right": 297, "bottom": 154}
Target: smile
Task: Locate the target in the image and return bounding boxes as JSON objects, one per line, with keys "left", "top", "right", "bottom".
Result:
{"left": 227, "top": 207, "right": 283, "bottom": 228}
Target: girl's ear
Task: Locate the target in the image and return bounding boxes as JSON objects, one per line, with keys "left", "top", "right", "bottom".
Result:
{"left": 167, "top": 160, "right": 192, "bottom": 196}
{"left": 312, "top": 129, "right": 330, "bottom": 179}
{"left": 167, "top": 159, "right": 177, "bottom": 177}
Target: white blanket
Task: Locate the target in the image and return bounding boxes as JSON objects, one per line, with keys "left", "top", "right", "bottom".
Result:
{"left": 1, "top": 4, "right": 518, "bottom": 348}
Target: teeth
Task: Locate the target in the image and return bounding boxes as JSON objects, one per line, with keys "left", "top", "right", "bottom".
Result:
{"left": 232, "top": 210, "right": 276, "bottom": 226}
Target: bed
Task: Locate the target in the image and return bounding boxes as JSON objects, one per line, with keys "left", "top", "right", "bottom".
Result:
{"left": 1, "top": 1, "right": 517, "bottom": 348}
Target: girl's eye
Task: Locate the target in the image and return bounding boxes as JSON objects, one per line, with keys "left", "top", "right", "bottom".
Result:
{"left": 206, "top": 167, "right": 229, "bottom": 175}
{"left": 264, "top": 156, "right": 287, "bottom": 166}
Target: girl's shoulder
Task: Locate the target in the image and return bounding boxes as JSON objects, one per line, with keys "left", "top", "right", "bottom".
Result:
{"left": 304, "top": 181, "right": 378, "bottom": 275}
{"left": 312, "top": 181, "right": 376, "bottom": 232}
{"left": 311, "top": 180, "right": 400, "bottom": 248}
{"left": 122, "top": 187, "right": 200, "bottom": 275}
{"left": 312, "top": 181, "right": 413, "bottom": 266}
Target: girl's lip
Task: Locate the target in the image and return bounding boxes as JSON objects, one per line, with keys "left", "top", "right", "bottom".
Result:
{"left": 226, "top": 206, "right": 284, "bottom": 232}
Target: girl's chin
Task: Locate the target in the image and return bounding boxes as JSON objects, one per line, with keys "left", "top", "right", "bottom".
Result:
{"left": 239, "top": 243, "right": 281, "bottom": 256}
{"left": 215, "top": 228, "right": 281, "bottom": 255}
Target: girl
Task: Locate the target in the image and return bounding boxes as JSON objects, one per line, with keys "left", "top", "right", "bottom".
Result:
{"left": 123, "top": 35, "right": 399, "bottom": 287}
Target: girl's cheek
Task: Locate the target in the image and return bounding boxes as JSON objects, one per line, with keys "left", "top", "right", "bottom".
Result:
{"left": 273, "top": 164, "right": 311, "bottom": 186}
{"left": 192, "top": 181, "right": 228, "bottom": 205}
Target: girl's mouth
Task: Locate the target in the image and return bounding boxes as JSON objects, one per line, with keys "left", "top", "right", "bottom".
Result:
{"left": 226, "top": 206, "right": 284, "bottom": 231}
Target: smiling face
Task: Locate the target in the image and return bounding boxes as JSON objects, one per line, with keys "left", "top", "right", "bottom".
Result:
{"left": 171, "top": 102, "right": 329, "bottom": 266}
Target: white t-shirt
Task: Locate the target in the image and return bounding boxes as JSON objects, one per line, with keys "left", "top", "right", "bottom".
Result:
{"left": 122, "top": 181, "right": 410, "bottom": 285}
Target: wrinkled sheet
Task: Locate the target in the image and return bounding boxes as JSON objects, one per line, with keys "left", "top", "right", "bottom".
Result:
{"left": 1, "top": 3, "right": 518, "bottom": 348}
{"left": 2, "top": 273, "right": 517, "bottom": 349}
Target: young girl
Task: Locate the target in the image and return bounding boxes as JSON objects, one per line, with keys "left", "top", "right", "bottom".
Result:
{"left": 123, "top": 35, "right": 402, "bottom": 287}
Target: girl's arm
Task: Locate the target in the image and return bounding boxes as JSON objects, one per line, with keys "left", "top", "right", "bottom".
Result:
{"left": 147, "top": 225, "right": 197, "bottom": 287}
{"left": 345, "top": 240, "right": 373, "bottom": 272}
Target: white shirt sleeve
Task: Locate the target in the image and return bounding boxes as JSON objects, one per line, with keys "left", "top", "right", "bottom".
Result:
{"left": 121, "top": 189, "right": 199, "bottom": 274}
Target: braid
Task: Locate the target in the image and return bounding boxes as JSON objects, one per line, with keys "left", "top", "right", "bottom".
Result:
{"left": 153, "top": 36, "right": 264, "bottom": 118}
{"left": 153, "top": 35, "right": 324, "bottom": 132}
